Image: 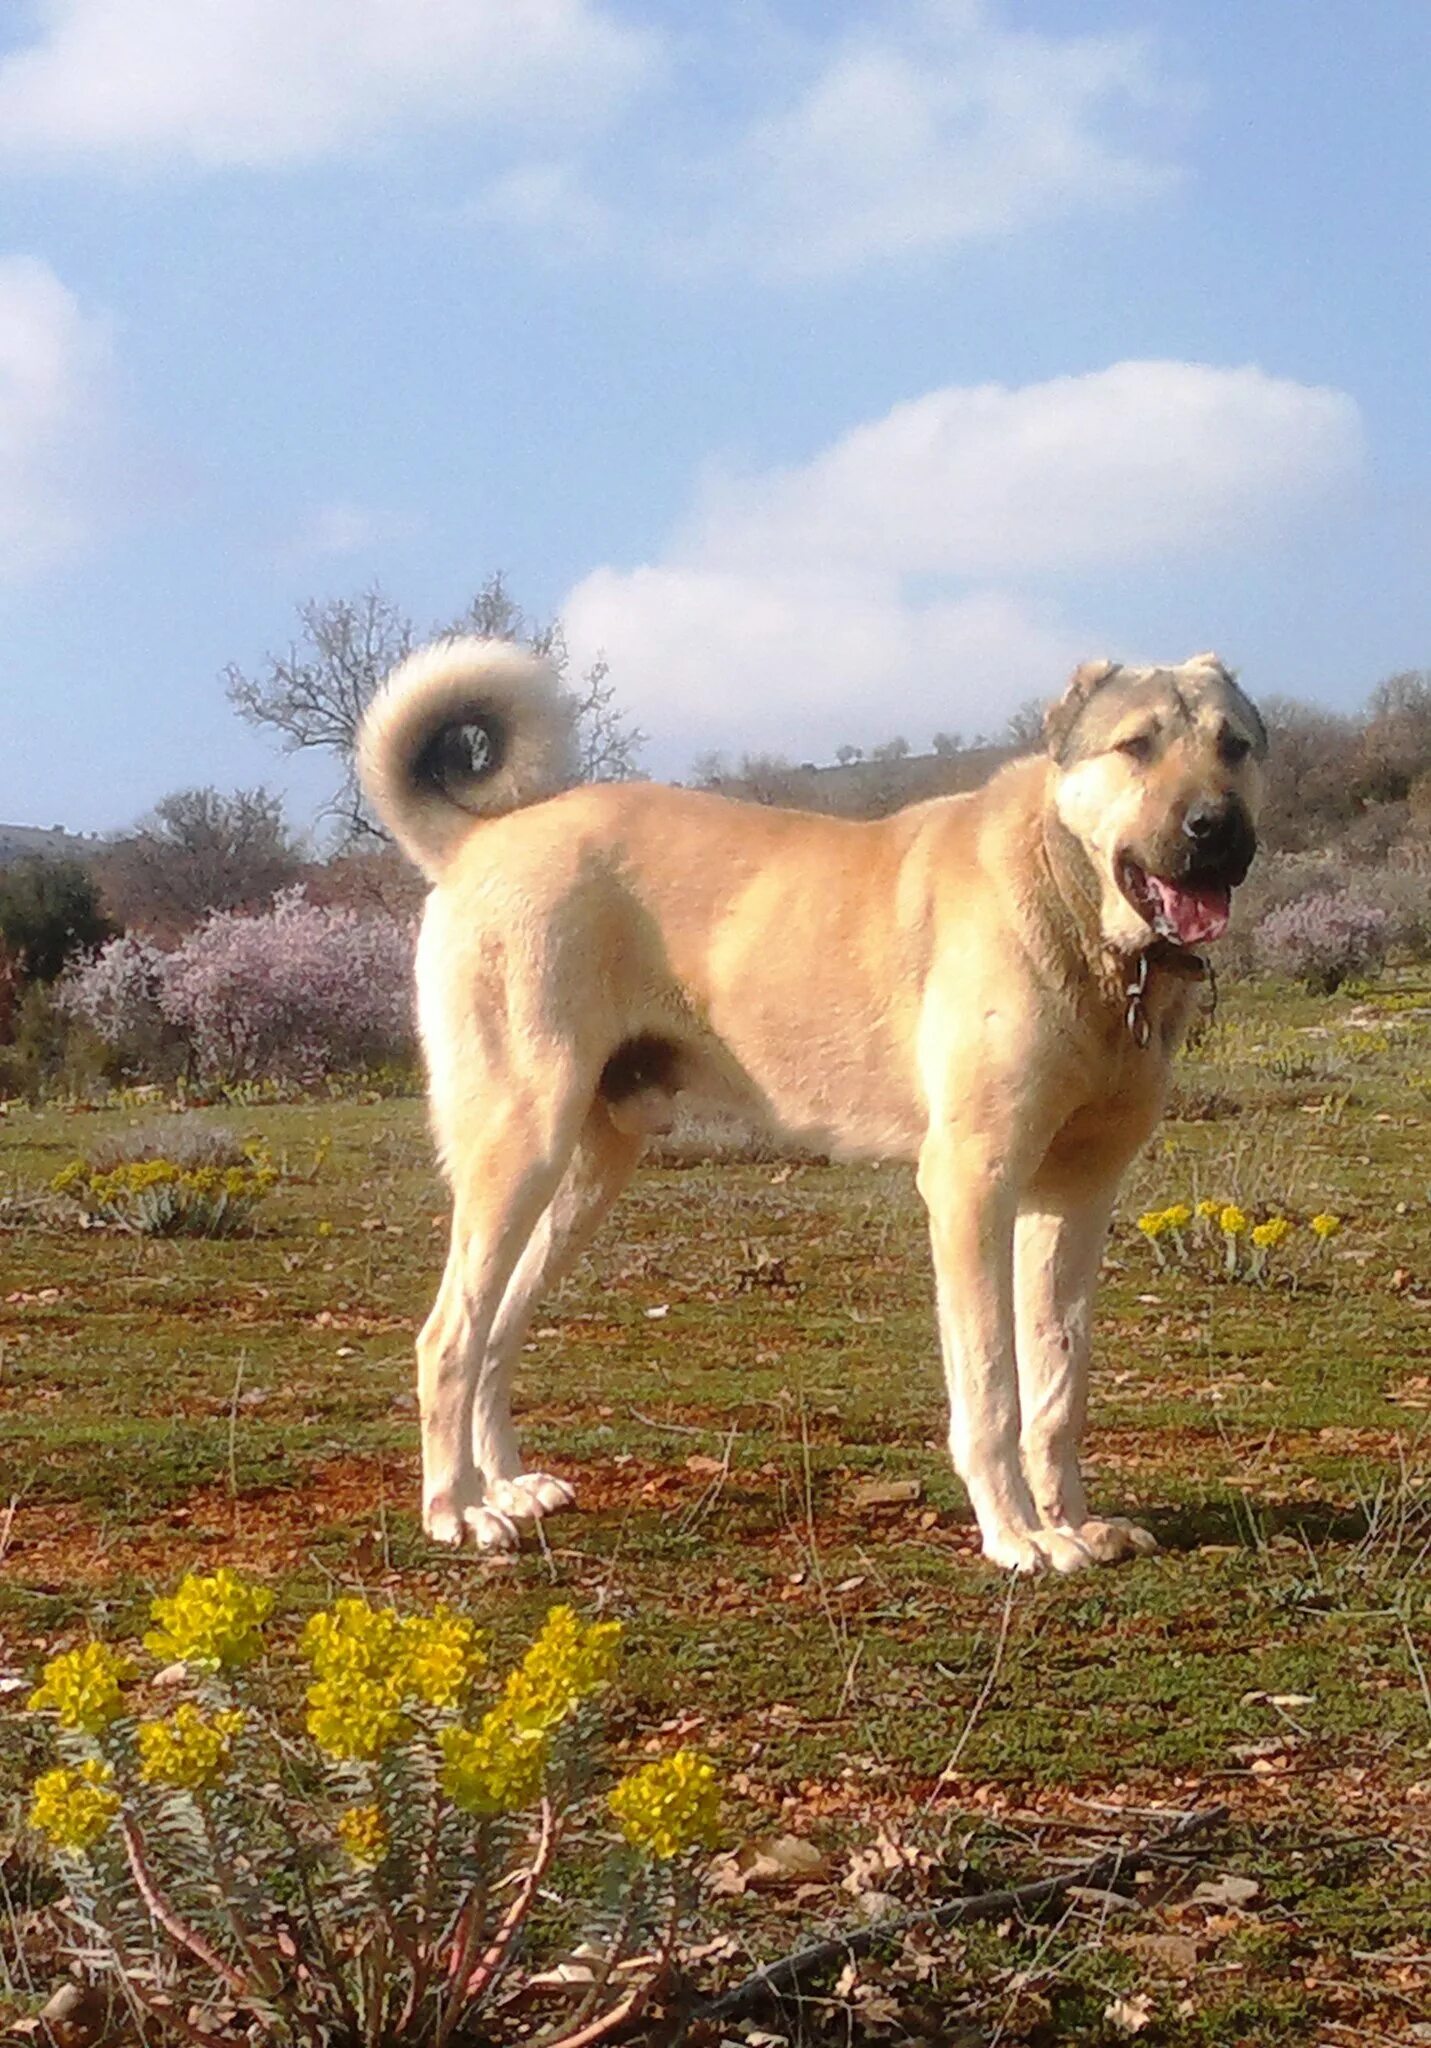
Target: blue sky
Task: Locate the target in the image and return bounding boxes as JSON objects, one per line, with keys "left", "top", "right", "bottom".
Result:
{"left": 1, "top": 0, "right": 1428, "bottom": 837}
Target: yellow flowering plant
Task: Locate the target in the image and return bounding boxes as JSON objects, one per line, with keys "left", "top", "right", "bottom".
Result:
{"left": 146, "top": 1567, "right": 273, "bottom": 1670}
{"left": 1131, "top": 1196, "right": 1351, "bottom": 1286}
{"left": 30, "top": 1760, "right": 121, "bottom": 1853}
{"left": 23, "top": 1573, "right": 719, "bottom": 2047}
{"left": 52, "top": 1147, "right": 278, "bottom": 1237}
{"left": 28, "top": 1642, "right": 134, "bottom": 1734}
{"left": 136, "top": 1704, "right": 246, "bottom": 1791}
{"left": 608, "top": 1749, "right": 721, "bottom": 1860}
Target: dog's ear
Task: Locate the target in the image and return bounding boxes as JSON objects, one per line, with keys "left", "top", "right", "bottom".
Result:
{"left": 1187, "top": 649, "right": 1267, "bottom": 754}
{"left": 1044, "top": 659, "right": 1120, "bottom": 760}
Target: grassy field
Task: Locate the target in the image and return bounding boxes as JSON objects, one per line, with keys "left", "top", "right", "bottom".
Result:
{"left": 2, "top": 978, "right": 1429, "bottom": 2044}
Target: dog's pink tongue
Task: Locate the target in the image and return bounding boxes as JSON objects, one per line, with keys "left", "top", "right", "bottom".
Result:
{"left": 1148, "top": 875, "right": 1232, "bottom": 945}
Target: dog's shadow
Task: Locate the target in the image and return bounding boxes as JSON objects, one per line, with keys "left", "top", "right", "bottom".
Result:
{"left": 1145, "top": 1496, "right": 1371, "bottom": 1554}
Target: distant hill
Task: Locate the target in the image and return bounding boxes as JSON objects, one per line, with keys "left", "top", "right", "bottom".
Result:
{"left": 0, "top": 822, "right": 100, "bottom": 864}
{"left": 699, "top": 742, "right": 1020, "bottom": 819}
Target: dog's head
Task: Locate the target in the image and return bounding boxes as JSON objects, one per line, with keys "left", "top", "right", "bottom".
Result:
{"left": 1047, "top": 653, "right": 1266, "bottom": 953}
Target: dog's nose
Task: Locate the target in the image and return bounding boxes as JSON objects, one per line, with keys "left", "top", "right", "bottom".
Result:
{"left": 1182, "top": 796, "right": 1256, "bottom": 882}
{"left": 1183, "top": 799, "right": 1232, "bottom": 846}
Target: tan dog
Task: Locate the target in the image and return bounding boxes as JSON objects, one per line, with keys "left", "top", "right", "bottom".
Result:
{"left": 358, "top": 643, "right": 1265, "bottom": 1571}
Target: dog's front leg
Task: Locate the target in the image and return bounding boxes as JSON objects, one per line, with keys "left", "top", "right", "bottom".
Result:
{"left": 1014, "top": 1184, "right": 1157, "bottom": 1565}
{"left": 918, "top": 1131, "right": 1095, "bottom": 1574}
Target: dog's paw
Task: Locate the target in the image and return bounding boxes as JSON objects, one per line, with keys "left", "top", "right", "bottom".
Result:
{"left": 981, "top": 1524, "right": 1094, "bottom": 1575}
{"left": 424, "top": 1489, "right": 473, "bottom": 1547}
{"left": 424, "top": 1487, "right": 522, "bottom": 1551}
{"left": 462, "top": 1505, "right": 524, "bottom": 1551}
{"left": 1060, "top": 1516, "right": 1158, "bottom": 1565}
{"left": 487, "top": 1472, "right": 577, "bottom": 1524}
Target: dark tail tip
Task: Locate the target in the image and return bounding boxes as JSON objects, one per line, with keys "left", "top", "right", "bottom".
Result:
{"left": 415, "top": 712, "right": 508, "bottom": 801}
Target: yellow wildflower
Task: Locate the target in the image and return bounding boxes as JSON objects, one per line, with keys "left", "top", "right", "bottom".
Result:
{"left": 440, "top": 1707, "right": 549, "bottom": 1817}
{"left": 1195, "top": 1199, "right": 1221, "bottom": 1220}
{"left": 136, "top": 1704, "right": 245, "bottom": 1791}
{"left": 401, "top": 1605, "right": 486, "bottom": 1710}
{"left": 336, "top": 1804, "right": 390, "bottom": 1868}
{"left": 146, "top": 1570, "right": 273, "bottom": 1670}
{"left": 300, "top": 1596, "right": 485, "bottom": 1753}
{"left": 1251, "top": 1217, "right": 1292, "bottom": 1251}
{"left": 302, "top": 1596, "right": 408, "bottom": 1684}
{"left": 1218, "top": 1205, "right": 1248, "bottom": 1238}
{"left": 608, "top": 1750, "right": 721, "bottom": 1860}
{"left": 1162, "top": 1203, "right": 1193, "bottom": 1231}
{"left": 30, "top": 1760, "right": 120, "bottom": 1853}
{"left": 1309, "top": 1212, "right": 1342, "bottom": 1241}
{"left": 501, "top": 1606, "right": 622, "bottom": 1735}
{"left": 306, "top": 1675, "right": 409, "bottom": 1763}
{"left": 28, "top": 1643, "right": 133, "bottom": 1735}
{"left": 1136, "top": 1211, "right": 1170, "bottom": 1240}
{"left": 301, "top": 1597, "right": 410, "bottom": 1757}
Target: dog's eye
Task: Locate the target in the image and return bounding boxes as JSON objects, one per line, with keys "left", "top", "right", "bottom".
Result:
{"left": 1219, "top": 731, "right": 1252, "bottom": 765}
{"left": 1115, "top": 732, "right": 1155, "bottom": 761}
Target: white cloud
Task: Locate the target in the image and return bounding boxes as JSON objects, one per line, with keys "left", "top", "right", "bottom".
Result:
{"left": 564, "top": 565, "right": 1076, "bottom": 759}
{"left": 562, "top": 361, "right": 1363, "bottom": 759}
{"left": 685, "top": 362, "right": 1364, "bottom": 579}
{"left": 471, "top": 161, "right": 615, "bottom": 250}
{"left": 1, "top": 2, "right": 1178, "bottom": 281}
{"left": 0, "top": 0, "right": 659, "bottom": 168}
{"left": 691, "top": 2, "right": 1178, "bottom": 278}
{"left": 0, "top": 256, "right": 112, "bottom": 582}
{"left": 283, "top": 499, "right": 408, "bottom": 564}
{"left": 481, "top": 1, "right": 1182, "bottom": 279}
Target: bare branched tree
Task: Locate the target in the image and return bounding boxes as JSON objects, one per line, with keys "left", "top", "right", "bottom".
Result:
{"left": 99, "top": 787, "right": 302, "bottom": 940}
{"left": 1004, "top": 699, "right": 1048, "bottom": 752}
{"left": 226, "top": 575, "right": 644, "bottom": 840}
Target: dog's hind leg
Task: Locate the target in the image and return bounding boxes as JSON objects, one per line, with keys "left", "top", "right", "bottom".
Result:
{"left": 470, "top": 1103, "right": 644, "bottom": 1544}
{"left": 416, "top": 1082, "right": 593, "bottom": 1548}
{"left": 1015, "top": 1176, "right": 1157, "bottom": 1565}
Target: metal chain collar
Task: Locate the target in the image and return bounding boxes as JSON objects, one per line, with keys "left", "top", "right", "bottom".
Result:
{"left": 1124, "top": 951, "right": 1151, "bottom": 1047}
{"left": 1124, "top": 946, "right": 1217, "bottom": 1048}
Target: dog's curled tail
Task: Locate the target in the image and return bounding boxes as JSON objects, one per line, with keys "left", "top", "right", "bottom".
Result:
{"left": 357, "top": 636, "right": 577, "bottom": 881}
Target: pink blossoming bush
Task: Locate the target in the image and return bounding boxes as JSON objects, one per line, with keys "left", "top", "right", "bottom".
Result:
{"left": 63, "top": 893, "right": 416, "bottom": 1082}
{"left": 1253, "top": 890, "right": 1390, "bottom": 994}
{"left": 162, "top": 891, "right": 415, "bottom": 1080}
{"left": 57, "top": 934, "right": 176, "bottom": 1075}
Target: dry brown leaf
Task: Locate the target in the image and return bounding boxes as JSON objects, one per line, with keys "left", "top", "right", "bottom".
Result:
{"left": 1105, "top": 1991, "right": 1156, "bottom": 2033}
{"left": 850, "top": 1477, "right": 923, "bottom": 1508}
{"left": 1119, "top": 1931, "right": 1201, "bottom": 1974}
{"left": 708, "top": 1831, "right": 829, "bottom": 1894}
{"left": 1191, "top": 1873, "right": 1260, "bottom": 1908}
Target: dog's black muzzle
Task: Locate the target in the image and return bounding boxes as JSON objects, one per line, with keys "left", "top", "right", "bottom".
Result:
{"left": 1179, "top": 797, "right": 1257, "bottom": 889}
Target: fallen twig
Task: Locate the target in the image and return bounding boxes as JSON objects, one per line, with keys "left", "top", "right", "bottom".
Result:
{"left": 699, "top": 1802, "right": 1227, "bottom": 2025}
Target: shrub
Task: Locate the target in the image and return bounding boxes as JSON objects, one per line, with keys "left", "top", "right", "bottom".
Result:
{"left": 24, "top": 1579, "right": 717, "bottom": 2048}
{"left": 160, "top": 889, "right": 415, "bottom": 1082}
{"left": 52, "top": 1145, "right": 277, "bottom": 1236}
{"left": 84, "top": 1112, "right": 251, "bottom": 1174}
{"left": 0, "top": 982, "right": 111, "bottom": 1104}
{"left": 0, "top": 858, "right": 114, "bottom": 988}
{"left": 1369, "top": 863, "right": 1431, "bottom": 960}
{"left": 1253, "top": 890, "right": 1390, "bottom": 994}
{"left": 57, "top": 933, "right": 184, "bottom": 1078}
